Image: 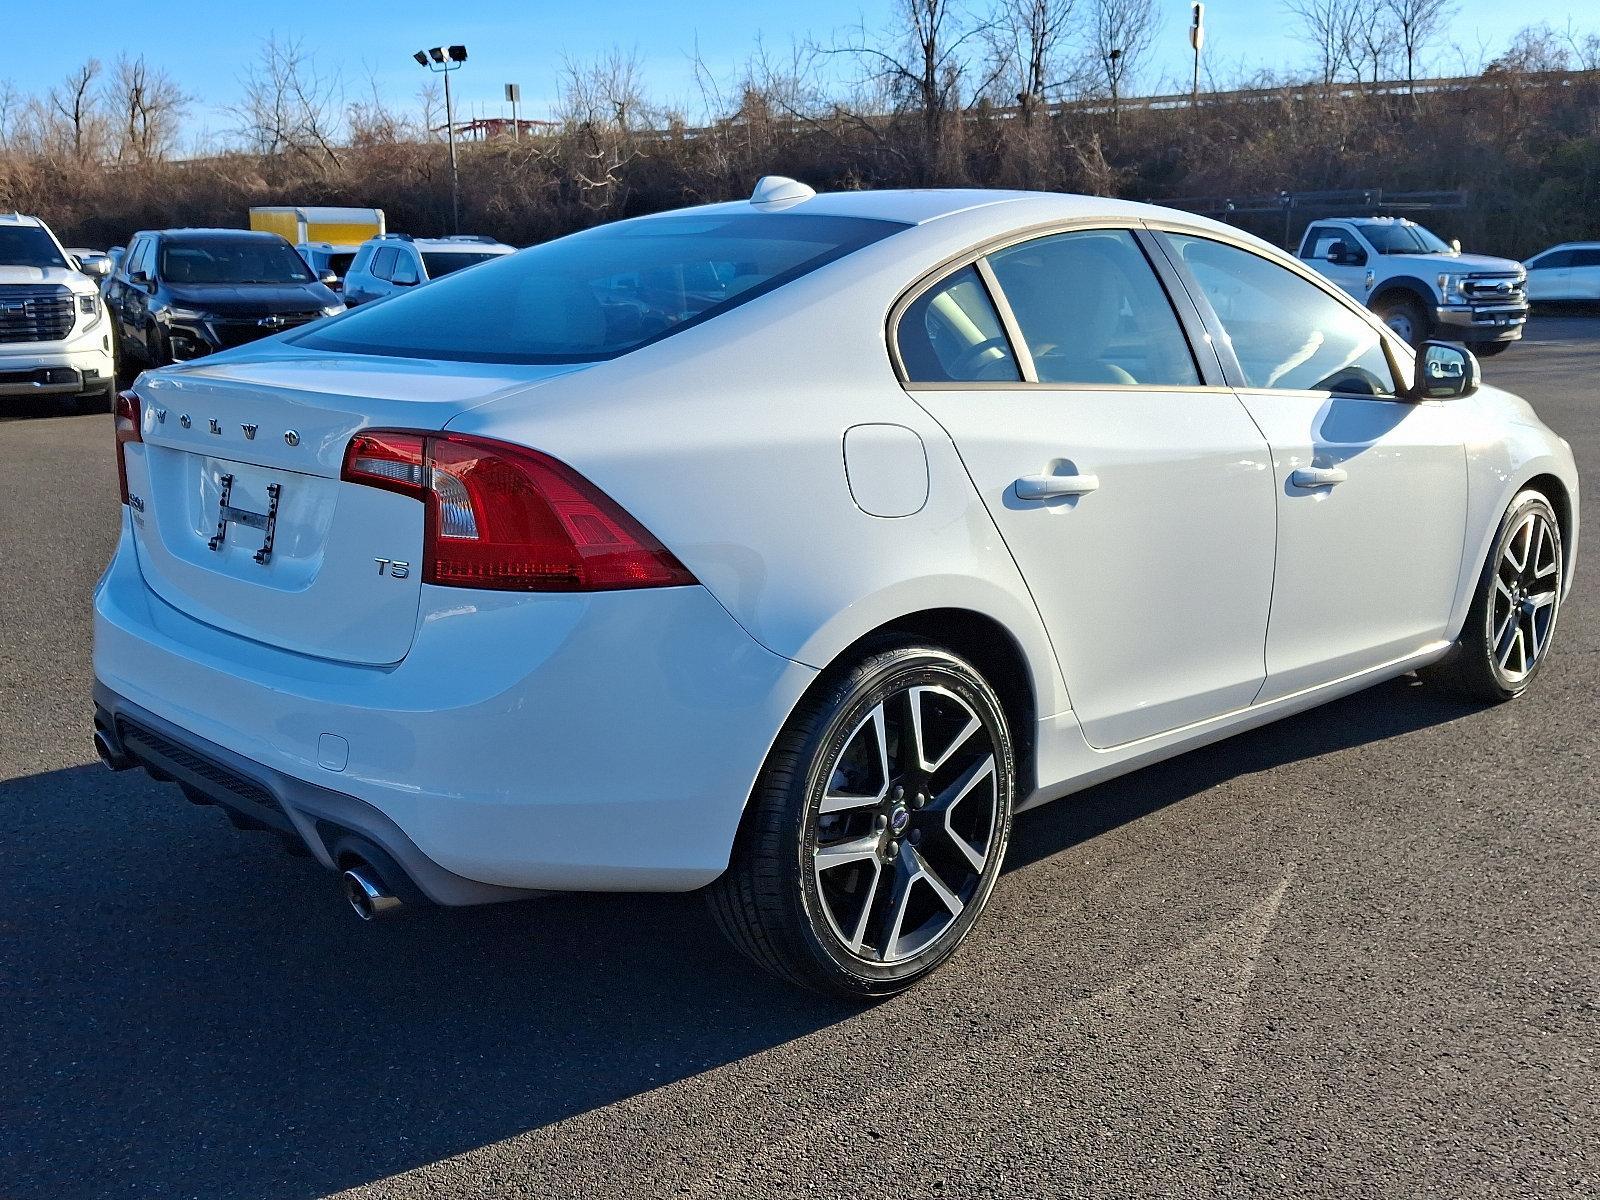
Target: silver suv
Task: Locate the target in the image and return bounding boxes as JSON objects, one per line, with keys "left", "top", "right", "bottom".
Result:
{"left": 341, "top": 233, "right": 515, "bottom": 306}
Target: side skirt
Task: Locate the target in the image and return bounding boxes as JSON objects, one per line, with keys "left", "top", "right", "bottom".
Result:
{"left": 1019, "top": 640, "right": 1454, "bottom": 813}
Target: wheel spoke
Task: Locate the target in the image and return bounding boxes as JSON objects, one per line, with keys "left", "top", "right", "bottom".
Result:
{"left": 878, "top": 844, "right": 966, "bottom": 961}
{"left": 1497, "top": 626, "right": 1523, "bottom": 670}
{"left": 814, "top": 833, "right": 881, "bottom": 872}
{"left": 1504, "top": 515, "right": 1533, "bottom": 573}
{"left": 1492, "top": 607, "right": 1515, "bottom": 649}
{"left": 846, "top": 864, "right": 883, "bottom": 953}
{"left": 909, "top": 687, "right": 982, "bottom": 774}
{"left": 929, "top": 753, "right": 996, "bottom": 872}
{"left": 819, "top": 704, "right": 890, "bottom": 814}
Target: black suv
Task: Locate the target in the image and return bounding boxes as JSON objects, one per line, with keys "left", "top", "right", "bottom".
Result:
{"left": 105, "top": 229, "right": 344, "bottom": 367}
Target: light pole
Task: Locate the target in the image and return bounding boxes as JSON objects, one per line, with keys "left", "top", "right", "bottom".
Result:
{"left": 414, "top": 45, "right": 468, "bottom": 234}
{"left": 1190, "top": 4, "right": 1205, "bottom": 109}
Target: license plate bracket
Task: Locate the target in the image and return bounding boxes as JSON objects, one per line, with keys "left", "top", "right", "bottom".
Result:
{"left": 207, "top": 472, "right": 282, "bottom": 564}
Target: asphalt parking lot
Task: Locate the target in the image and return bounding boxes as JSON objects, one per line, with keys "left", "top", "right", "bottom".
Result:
{"left": 2, "top": 318, "right": 1596, "bottom": 1200}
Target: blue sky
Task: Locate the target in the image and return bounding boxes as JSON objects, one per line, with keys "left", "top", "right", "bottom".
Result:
{"left": 8, "top": 0, "right": 1591, "bottom": 140}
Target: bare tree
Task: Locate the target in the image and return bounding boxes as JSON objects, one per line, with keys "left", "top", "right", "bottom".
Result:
{"left": 555, "top": 48, "right": 651, "bottom": 212}
{"left": 229, "top": 36, "right": 345, "bottom": 168}
{"left": 49, "top": 60, "right": 103, "bottom": 161}
{"left": 1090, "top": 0, "right": 1160, "bottom": 124}
{"left": 1381, "top": 0, "right": 1455, "bottom": 90}
{"left": 984, "top": 0, "right": 1080, "bottom": 115}
{"left": 107, "top": 55, "right": 188, "bottom": 163}
{"left": 1285, "top": 0, "right": 1360, "bottom": 85}
{"left": 1343, "top": 4, "right": 1399, "bottom": 84}
{"left": 834, "top": 0, "right": 984, "bottom": 173}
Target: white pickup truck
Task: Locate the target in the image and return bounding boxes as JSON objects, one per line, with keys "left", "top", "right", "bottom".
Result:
{"left": 0, "top": 213, "right": 117, "bottom": 411}
{"left": 1296, "top": 217, "right": 1527, "bottom": 357}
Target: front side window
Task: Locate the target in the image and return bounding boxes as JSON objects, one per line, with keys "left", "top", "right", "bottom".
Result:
{"left": 897, "top": 265, "right": 1020, "bottom": 383}
{"left": 1527, "top": 249, "right": 1572, "bottom": 271}
{"left": 1301, "top": 225, "right": 1349, "bottom": 260}
{"left": 986, "top": 229, "right": 1200, "bottom": 387}
{"left": 1164, "top": 233, "right": 1397, "bottom": 396}
{"left": 160, "top": 239, "right": 314, "bottom": 285}
{"left": 296, "top": 212, "right": 906, "bottom": 364}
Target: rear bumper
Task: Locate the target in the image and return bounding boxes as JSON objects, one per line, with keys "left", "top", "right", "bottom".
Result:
{"left": 93, "top": 689, "right": 537, "bottom": 905}
{"left": 92, "top": 513, "right": 817, "bottom": 893}
{"left": 1434, "top": 304, "right": 1527, "bottom": 343}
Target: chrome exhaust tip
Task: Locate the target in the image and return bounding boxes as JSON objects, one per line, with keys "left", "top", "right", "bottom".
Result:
{"left": 342, "top": 864, "right": 403, "bottom": 921}
{"left": 94, "top": 729, "right": 135, "bottom": 771}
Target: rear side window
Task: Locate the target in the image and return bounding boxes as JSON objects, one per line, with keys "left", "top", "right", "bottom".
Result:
{"left": 296, "top": 213, "right": 906, "bottom": 364}
{"left": 421, "top": 251, "right": 501, "bottom": 278}
{"left": 369, "top": 247, "right": 398, "bottom": 281}
{"left": 986, "top": 230, "right": 1200, "bottom": 387}
{"left": 1570, "top": 248, "right": 1600, "bottom": 268}
{"left": 1164, "top": 233, "right": 1396, "bottom": 396}
{"left": 897, "top": 265, "right": 1020, "bottom": 383}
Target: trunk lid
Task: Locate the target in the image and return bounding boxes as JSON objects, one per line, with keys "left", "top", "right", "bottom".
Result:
{"left": 129, "top": 351, "right": 583, "bottom": 665}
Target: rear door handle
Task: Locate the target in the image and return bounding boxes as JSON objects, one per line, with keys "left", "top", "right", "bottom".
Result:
{"left": 1290, "top": 466, "right": 1349, "bottom": 489}
{"left": 1015, "top": 472, "right": 1100, "bottom": 500}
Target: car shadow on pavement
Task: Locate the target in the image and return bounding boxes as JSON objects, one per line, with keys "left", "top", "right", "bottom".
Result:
{"left": 0, "top": 674, "right": 1470, "bottom": 1200}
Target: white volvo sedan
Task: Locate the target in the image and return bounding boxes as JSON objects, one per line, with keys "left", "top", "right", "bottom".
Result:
{"left": 94, "top": 180, "right": 1579, "bottom": 997}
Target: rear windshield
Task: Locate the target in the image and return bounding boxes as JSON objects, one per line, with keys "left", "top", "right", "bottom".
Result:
{"left": 294, "top": 212, "right": 907, "bottom": 363}
{"left": 161, "top": 239, "right": 315, "bottom": 285}
{"left": 421, "top": 251, "right": 502, "bottom": 278}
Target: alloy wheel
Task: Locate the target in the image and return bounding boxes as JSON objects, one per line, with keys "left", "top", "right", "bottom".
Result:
{"left": 807, "top": 684, "right": 1001, "bottom": 965}
{"left": 1488, "top": 507, "right": 1561, "bottom": 683}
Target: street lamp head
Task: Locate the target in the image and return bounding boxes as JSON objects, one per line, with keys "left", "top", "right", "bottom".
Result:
{"left": 413, "top": 50, "right": 429, "bottom": 66}
{"left": 428, "top": 47, "right": 447, "bottom": 64}
{"left": 448, "top": 45, "right": 468, "bottom": 63}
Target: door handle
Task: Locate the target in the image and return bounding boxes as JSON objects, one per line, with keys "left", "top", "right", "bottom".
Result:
{"left": 1015, "top": 472, "right": 1100, "bottom": 500}
{"left": 1290, "top": 466, "right": 1349, "bottom": 489}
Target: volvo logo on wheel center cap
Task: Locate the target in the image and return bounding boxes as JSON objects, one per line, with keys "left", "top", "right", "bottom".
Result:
{"left": 889, "top": 807, "right": 911, "bottom": 835}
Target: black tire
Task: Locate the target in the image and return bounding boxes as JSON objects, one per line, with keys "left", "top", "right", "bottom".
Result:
{"left": 144, "top": 323, "right": 170, "bottom": 368}
{"left": 63, "top": 381, "right": 115, "bottom": 416}
{"left": 1421, "top": 490, "right": 1564, "bottom": 702}
{"left": 1374, "top": 294, "right": 1430, "bottom": 347}
{"left": 1474, "top": 341, "right": 1513, "bottom": 358}
{"left": 708, "top": 642, "right": 1016, "bottom": 999}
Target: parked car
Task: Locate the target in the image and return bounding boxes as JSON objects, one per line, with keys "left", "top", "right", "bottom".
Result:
{"left": 1298, "top": 216, "right": 1527, "bottom": 355}
{"left": 1523, "top": 242, "right": 1600, "bottom": 305}
{"left": 94, "top": 180, "right": 1578, "bottom": 998}
{"left": 0, "top": 213, "right": 116, "bottom": 412}
{"left": 67, "top": 247, "right": 113, "bottom": 277}
{"left": 296, "top": 242, "right": 360, "bottom": 293}
{"left": 341, "top": 233, "right": 515, "bottom": 305}
{"left": 103, "top": 228, "right": 345, "bottom": 368}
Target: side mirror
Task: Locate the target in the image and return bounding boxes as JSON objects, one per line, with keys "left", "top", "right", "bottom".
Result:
{"left": 319, "top": 270, "right": 340, "bottom": 287}
{"left": 130, "top": 269, "right": 152, "bottom": 288}
{"left": 1450, "top": 238, "right": 1462, "bottom": 254}
{"left": 1411, "top": 341, "right": 1480, "bottom": 400}
{"left": 1328, "top": 240, "right": 1366, "bottom": 267}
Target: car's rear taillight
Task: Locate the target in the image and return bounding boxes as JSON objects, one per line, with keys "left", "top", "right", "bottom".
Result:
{"left": 114, "top": 390, "right": 141, "bottom": 505}
{"left": 340, "top": 430, "right": 697, "bottom": 592}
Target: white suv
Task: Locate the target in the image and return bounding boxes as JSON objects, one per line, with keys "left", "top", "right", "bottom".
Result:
{"left": 0, "top": 213, "right": 117, "bottom": 412}
{"left": 341, "top": 234, "right": 514, "bottom": 306}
